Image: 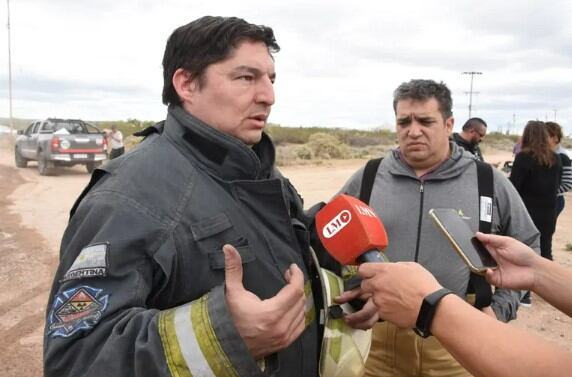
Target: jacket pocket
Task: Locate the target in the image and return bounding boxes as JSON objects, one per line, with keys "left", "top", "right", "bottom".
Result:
{"left": 207, "top": 237, "right": 255, "bottom": 270}
{"left": 190, "top": 213, "right": 233, "bottom": 240}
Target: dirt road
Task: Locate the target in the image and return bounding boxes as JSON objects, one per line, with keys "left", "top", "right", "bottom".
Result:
{"left": 1, "top": 136, "right": 571, "bottom": 376}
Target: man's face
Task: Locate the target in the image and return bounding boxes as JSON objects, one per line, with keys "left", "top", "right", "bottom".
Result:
{"left": 395, "top": 97, "right": 454, "bottom": 172}
{"left": 183, "top": 40, "right": 276, "bottom": 146}
{"left": 470, "top": 124, "right": 486, "bottom": 145}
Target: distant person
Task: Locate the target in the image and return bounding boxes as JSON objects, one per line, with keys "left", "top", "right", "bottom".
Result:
{"left": 336, "top": 79, "right": 539, "bottom": 377}
{"left": 353, "top": 232, "right": 572, "bottom": 377}
{"left": 510, "top": 120, "right": 560, "bottom": 263}
{"left": 106, "top": 125, "right": 124, "bottom": 159}
{"left": 451, "top": 117, "right": 487, "bottom": 161}
{"left": 545, "top": 121, "right": 572, "bottom": 218}
{"left": 512, "top": 135, "right": 522, "bottom": 156}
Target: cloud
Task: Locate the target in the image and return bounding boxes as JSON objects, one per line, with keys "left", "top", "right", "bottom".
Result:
{"left": 1, "top": 0, "right": 571, "bottom": 134}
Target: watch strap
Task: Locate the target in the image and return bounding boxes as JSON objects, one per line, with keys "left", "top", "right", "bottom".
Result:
{"left": 414, "top": 288, "right": 454, "bottom": 338}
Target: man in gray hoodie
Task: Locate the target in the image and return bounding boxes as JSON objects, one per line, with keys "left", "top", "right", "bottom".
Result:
{"left": 338, "top": 79, "right": 540, "bottom": 377}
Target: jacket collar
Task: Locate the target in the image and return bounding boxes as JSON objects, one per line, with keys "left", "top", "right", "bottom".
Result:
{"left": 452, "top": 133, "right": 476, "bottom": 153}
{"left": 163, "top": 105, "right": 276, "bottom": 181}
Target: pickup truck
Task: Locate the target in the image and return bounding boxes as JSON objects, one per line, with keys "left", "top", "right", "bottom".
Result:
{"left": 14, "top": 118, "right": 108, "bottom": 175}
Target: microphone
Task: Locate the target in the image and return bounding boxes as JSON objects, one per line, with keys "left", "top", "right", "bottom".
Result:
{"left": 315, "top": 194, "right": 389, "bottom": 265}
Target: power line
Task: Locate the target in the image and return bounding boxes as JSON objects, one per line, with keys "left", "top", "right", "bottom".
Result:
{"left": 462, "top": 71, "right": 482, "bottom": 118}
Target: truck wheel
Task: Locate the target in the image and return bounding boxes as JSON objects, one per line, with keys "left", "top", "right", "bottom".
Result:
{"left": 38, "top": 153, "right": 55, "bottom": 176}
{"left": 86, "top": 161, "right": 101, "bottom": 174}
{"left": 14, "top": 148, "right": 28, "bottom": 168}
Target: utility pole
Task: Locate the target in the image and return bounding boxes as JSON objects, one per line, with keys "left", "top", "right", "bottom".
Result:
{"left": 6, "top": 0, "right": 14, "bottom": 134}
{"left": 554, "top": 109, "right": 557, "bottom": 121}
{"left": 512, "top": 113, "right": 516, "bottom": 135}
{"left": 462, "top": 71, "right": 482, "bottom": 119}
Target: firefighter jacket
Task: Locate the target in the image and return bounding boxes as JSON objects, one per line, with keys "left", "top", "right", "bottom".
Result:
{"left": 44, "top": 105, "right": 320, "bottom": 377}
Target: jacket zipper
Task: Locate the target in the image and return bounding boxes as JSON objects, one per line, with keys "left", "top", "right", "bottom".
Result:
{"left": 414, "top": 182, "right": 424, "bottom": 262}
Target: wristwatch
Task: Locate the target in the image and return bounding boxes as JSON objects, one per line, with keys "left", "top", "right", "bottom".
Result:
{"left": 414, "top": 288, "right": 454, "bottom": 338}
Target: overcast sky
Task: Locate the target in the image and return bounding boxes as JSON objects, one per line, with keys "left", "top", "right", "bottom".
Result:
{"left": 1, "top": 0, "right": 572, "bottom": 134}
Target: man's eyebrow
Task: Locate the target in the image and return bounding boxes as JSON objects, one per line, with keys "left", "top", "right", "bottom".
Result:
{"left": 414, "top": 115, "right": 436, "bottom": 121}
{"left": 232, "top": 65, "right": 276, "bottom": 79}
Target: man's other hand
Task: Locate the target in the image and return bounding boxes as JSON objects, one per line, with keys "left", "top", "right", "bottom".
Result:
{"left": 223, "top": 244, "right": 306, "bottom": 359}
{"left": 335, "top": 289, "right": 379, "bottom": 330}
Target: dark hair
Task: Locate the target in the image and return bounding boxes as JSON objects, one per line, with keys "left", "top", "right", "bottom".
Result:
{"left": 545, "top": 121, "right": 563, "bottom": 144}
{"left": 393, "top": 79, "right": 453, "bottom": 120}
{"left": 462, "top": 117, "right": 487, "bottom": 132}
{"left": 162, "top": 16, "right": 280, "bottom": 106}
{"left": 521, "top": 120, "right": 557, "bottom": 167}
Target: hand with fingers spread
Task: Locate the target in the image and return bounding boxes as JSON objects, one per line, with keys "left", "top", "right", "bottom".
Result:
{"left": 475, "top": 232, "right": 537, "bottom": 290}
{"left": 358, "top": 262, "right": 442, "bottom": 328}
{"left": 223, "top": 244, "right": 307, "bottom": 359}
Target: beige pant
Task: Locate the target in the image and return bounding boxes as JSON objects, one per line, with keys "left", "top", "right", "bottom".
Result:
{"left": 364, "top": 322, "right": 472, "bottom": 377}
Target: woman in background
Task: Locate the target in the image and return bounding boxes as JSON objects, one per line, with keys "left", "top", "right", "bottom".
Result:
{"left": 510, "top": 121, "right": 560, "bottom": 306}
{"left": 545, "top": 121, "right": 572, "bottom": 219}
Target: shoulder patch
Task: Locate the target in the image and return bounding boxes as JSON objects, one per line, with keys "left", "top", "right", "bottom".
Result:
{"left": 62, "top": 243, "right": 109, "bottom": 282}
{"left": 48, "top": 286, "right": 110, "bottom": 338}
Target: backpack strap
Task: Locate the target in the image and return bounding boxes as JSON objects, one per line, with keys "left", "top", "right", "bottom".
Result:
{"left": 468, "top": 160, "right": 494, "bottom": 309}
{"left": 476, "top": 160, "right": 493, "bottom": 233}
{"left": 359, "top": 158, "right": 383, "bottom": 204}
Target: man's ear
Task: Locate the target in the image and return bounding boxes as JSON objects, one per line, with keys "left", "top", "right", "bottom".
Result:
{"left": 446, "top": 116, "right": 454, "bottom": 135}
{"left": 172, "top": 68, "right": 198, "bottom": 104}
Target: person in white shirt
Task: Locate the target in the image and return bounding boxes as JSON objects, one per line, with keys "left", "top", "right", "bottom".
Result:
{"left": 107, "top": 125, "right": 124, "bottom": 159}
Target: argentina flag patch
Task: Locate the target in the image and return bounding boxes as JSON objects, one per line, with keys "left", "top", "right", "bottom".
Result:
{"left": 62, "top": 243, "right": 109, "bottom": 282}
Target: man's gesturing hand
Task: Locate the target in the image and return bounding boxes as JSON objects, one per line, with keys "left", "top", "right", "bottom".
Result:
{"left": 223, "top": 244, "right": 307, "bottom": 359}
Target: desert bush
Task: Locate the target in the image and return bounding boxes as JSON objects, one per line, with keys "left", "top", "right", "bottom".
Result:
{"left": 295, "top": 145, "right": 313, "bottom": 160}
{"left": 346, "top": 135, "right": 381, "bottom": 147}
{"left": 276, "top": 144, "right": 302, "bottom": 166}
{"left": 308, "top": 132, "right": 350, "bottom": 159}
{"left": 482, "top": 132, "right": 519, "bottom": 153}
{"left": 123, "top": 135, "right": 141, "bottom": 152}
{"left": 267, "top": 124, "right": 317, "bottom": 145}
{"left": 94, "top": 119, "right": 156, "bottom": 137}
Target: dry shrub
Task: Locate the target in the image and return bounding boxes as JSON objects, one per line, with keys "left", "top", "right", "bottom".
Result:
{"left": 276, "top": 144, "right": 299, "bottom": 166}
{"left": 346, "top": 135, "right": 382, "bottom": 147}
{"left": 295, "top": 145, "right": 313, "bottom": 160}
{"left": 308, "top": 132, "right": 350, "bottom": 159}
{"left": 123, "top": 136, "right": 141, "bottom": 151}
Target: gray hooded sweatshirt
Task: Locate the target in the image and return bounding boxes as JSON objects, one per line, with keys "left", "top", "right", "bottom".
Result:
{"left": 340, "top": 142, "right": 540, "bottom": 321}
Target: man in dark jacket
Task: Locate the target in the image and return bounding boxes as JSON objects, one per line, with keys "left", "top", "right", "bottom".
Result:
{"left": 44, "top": 16, "right": 374, "bottom": 377}
{"left": 451, "top": 117, "right": 487, "bottom": 161}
